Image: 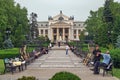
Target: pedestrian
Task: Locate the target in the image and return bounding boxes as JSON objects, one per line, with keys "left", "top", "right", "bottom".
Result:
{"left": 66, "top": 44, "right": 69, "bottom": 55}
{"left": 92, "top": 45, "right": 101, "bottom": 65}
{"left": 49, "top": 43, "right": 52, "bottom": 49}
{"left": 58, "top": 42, "right": 60, "bottom": 47}
{"left": 94, "top": 50, "right": 111, "bottom": 74}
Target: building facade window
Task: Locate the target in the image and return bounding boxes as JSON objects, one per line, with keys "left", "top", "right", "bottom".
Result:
{"left": 53, "top": 28, "right": 56, "bottom": 33}
{"left": 65, "top": 28, "right": 68, "bottom": 33}
{"left": 41, "top": 30, "right": 43, "bottom": 34}
{"left": 74, "top": 24, "right": 76, "bottom": 26}
{"left": 74, "top": 36, "right": 76, "bottom": 39}
{"left": 45, "top": 30, "right": 48, "bottom": 34}
{"left": 74, "top": 30, "right": 76, "bottom": 34}
{"left": 78, "top": 30, "right": 81, "bottom": 34}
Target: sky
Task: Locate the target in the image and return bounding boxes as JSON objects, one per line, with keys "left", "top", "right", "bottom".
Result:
{"left": 15, "top": 0, "right": 120, "bottom": 21}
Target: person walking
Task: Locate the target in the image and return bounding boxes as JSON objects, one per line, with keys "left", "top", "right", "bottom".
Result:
{"left": 58, "top": 42, "right": 60, "bottom": 47}
{"left": 49, "top": 43, "right": 52, "bottom": 49}
{"left": 66, "top": 44, "right": 69, "bottom": 55}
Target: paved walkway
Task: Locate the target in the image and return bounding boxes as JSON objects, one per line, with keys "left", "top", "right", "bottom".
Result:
{"left": 0, "top": 46, "right": 119, "bottom": 80}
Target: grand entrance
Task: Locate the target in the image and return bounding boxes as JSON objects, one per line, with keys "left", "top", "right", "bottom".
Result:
{"left": 52, "top": 28, "right": 69, "bottom": 42}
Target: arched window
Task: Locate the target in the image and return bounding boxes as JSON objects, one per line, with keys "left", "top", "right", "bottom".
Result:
{"left": 59, "top": 16, "right": 64, "bottom": 21}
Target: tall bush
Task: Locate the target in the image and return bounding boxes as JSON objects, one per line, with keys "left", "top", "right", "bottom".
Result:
{"left": 110, "top": 48, "right": 120, "bottom": 68}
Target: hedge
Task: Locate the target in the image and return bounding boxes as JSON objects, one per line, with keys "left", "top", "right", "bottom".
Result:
{"left": 110, "top": 48, "right": 120, "bottom": 68}
{"left": 49, "top": 71, "right": 81, "bottom": 80}
{"left": 0, "top": 48, "right": 19, "bottom": 59}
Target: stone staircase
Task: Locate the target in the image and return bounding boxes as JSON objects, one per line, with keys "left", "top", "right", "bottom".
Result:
{"left": 51, "top": 46, "right": 67, "bottom": 50}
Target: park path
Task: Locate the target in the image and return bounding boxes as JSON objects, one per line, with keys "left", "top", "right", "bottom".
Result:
{"left": 0, "top": 46, "right": 119, "bottom": 80}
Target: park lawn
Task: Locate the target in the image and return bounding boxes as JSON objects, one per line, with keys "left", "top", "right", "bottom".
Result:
{"left": 113, "top": 68, "right": 120, "bottom": 79}
{"left": 0, "top": 48, "right": 19, "bottom": 54}
{"left": 0, "top": 59, "right": 4, "bottom": 74}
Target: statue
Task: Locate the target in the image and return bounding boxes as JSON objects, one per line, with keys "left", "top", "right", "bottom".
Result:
{"left": 59, "top": 32, "right": 62, "bottom": 41}
{"left": 3, "top": 38, "right": 14, "bottom": 49}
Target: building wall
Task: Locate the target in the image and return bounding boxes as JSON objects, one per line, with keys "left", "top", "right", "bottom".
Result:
{"left": 37, "top": 12, "right": 85, "bottom": 41}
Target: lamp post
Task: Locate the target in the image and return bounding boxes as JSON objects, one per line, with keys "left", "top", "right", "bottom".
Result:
{"left": 108, "top": 30, "right": 113, "bottom": 44}
{"left": 5, "top": 28, "right": 11, "bottom": 40}
{"left": 84, "top": 31, "right": 89, "bottom": 41}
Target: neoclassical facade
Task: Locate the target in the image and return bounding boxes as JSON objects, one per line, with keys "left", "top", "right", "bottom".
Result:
{"left": 37, "top": 11, "right": 85, "bottom": 42}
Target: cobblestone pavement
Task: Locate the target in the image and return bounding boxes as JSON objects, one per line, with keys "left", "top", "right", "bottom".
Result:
{"left": 0, "top": 46, "right": 119, "bottom": 80}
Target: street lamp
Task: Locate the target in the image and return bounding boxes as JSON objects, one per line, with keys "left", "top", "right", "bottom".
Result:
{"left": 108, "top": 30, "right": 113, "bottom": 44}
{"left": 5, "top": 28, "right": 11, "bottom": 40}
{"left": 84, "top": 31, "right": 89, "bottom": 42}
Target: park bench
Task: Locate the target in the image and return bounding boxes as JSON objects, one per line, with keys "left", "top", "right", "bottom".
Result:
{"left": 99, "top": 59, "right": 113, "bottom": 76}
{"left": 4, "top": 58, "right": 22, "bottom": 74}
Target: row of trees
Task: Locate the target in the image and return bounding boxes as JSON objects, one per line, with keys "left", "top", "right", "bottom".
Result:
{"left": 85, "top": 0, "right": 120, "bottom": 48}
{"left": 0, "top": 0, "right": 29, "bottom": 49}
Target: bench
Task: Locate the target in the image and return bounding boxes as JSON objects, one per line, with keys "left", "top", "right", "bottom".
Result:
{"left": 4, "top": 58, "right": 22, "bottom": 74}
{"left": 102, "top": 59, "right": 113, "bottom": 76}
{"left": 93, "top": 59, "right": 113, "bottom": 76}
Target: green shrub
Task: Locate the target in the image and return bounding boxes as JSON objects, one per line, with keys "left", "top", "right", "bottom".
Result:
{"left": 17, "top": 76, "right": 37, "bottom": 80}
{"left": 49, "top": 71, "right": 81, "bottom": 80}
{"left": 110, "top": 48, "right": 120, "bottom": 68}
{"left": 0, "top": 48, "right": 19, "bottom": 59}
{"left": 68, "top": 41, "right": 76, "bottom": 46}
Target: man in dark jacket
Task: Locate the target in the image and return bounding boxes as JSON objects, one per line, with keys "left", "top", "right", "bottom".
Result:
{"left": 92, "top": 45, "right": 101, "bottom": 65}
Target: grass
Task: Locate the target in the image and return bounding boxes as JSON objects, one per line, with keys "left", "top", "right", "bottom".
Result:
{"left": 113, "top": 68, "right": 120, "bottom": 79}
{"left": 0, "top": 59, "right": 4, "bottom": 74}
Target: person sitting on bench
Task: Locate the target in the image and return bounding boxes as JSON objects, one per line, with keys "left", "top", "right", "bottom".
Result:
{"left": 94, "top": 50, "right": 111, "bottom": 74}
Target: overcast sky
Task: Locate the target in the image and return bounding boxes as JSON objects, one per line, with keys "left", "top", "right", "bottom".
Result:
{"left": 15, "top": 0, "right": 120, "bottom": 21}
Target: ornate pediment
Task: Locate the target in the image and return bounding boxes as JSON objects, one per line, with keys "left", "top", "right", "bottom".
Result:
{"left": 49, "top": 11, "right": 74, "bottom": 21}
{"left": 50, "top": 21, "right": 71, "bottom": 26}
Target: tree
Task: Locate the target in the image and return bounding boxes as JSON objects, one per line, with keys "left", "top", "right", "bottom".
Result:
{"left": 115, "top": 35, "right": 120, "bottom": 48}
{"left": 0, "top": 0, "right": 29, "bottom": 48}
{"left": 85, "top": 0, "right": 120, "bottom": 48}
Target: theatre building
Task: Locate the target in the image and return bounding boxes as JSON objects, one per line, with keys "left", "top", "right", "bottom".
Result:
{"left": 37, "top": 11, "right": 85, "bottom": 42}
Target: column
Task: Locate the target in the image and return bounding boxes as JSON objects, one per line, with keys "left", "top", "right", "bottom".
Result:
{"left": 51, "top": 28, "right": 53, "bottom": 41}
{"left": 76, "top": 29, "right": 79, "bottom": 40}
{"left": 68, "top": 28, "right": 70, "bottom": 41}
{"left": 63, "top": 28, "right": 65, "bottom": 41}
{"left": 39, "top": 29, "right": 41, "bottom": 36}
{"left": 57, "top": 28, "right": 59, "bottom": 40}
{"left": 43, "top": 29, "right": 45, "bottom": 37}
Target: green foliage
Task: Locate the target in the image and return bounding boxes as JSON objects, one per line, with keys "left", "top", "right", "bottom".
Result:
{"left": 113, "top": 68, "right": 120, "bottom": 79}
{"left": 68, "top": 41, "right": 76, "bottom": 46}
{"left": 49, "top": 71, "right": 81, "bottom": 80}
{"left": 85, "top": 0, "right": 120, "bottom": 47}
{"left": 0, "top": 0, "right": 29, "bottom": 48}
{"left": 110, "top": 48, "right": 120, "bottom": 68}
{"left": 17, "top": 76, "right": 37, "bottom": 80}
{"left": 115, "top": 35, "right": 120, "bottom": 48}
{"left": 0, "top": 48, "right": 19, "bottom": 59}
{"left": 35, "top": 36, "right": 50, "bottom": 47}
{"left": 79, "top": 30, "right": 85, "bottom": 41}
